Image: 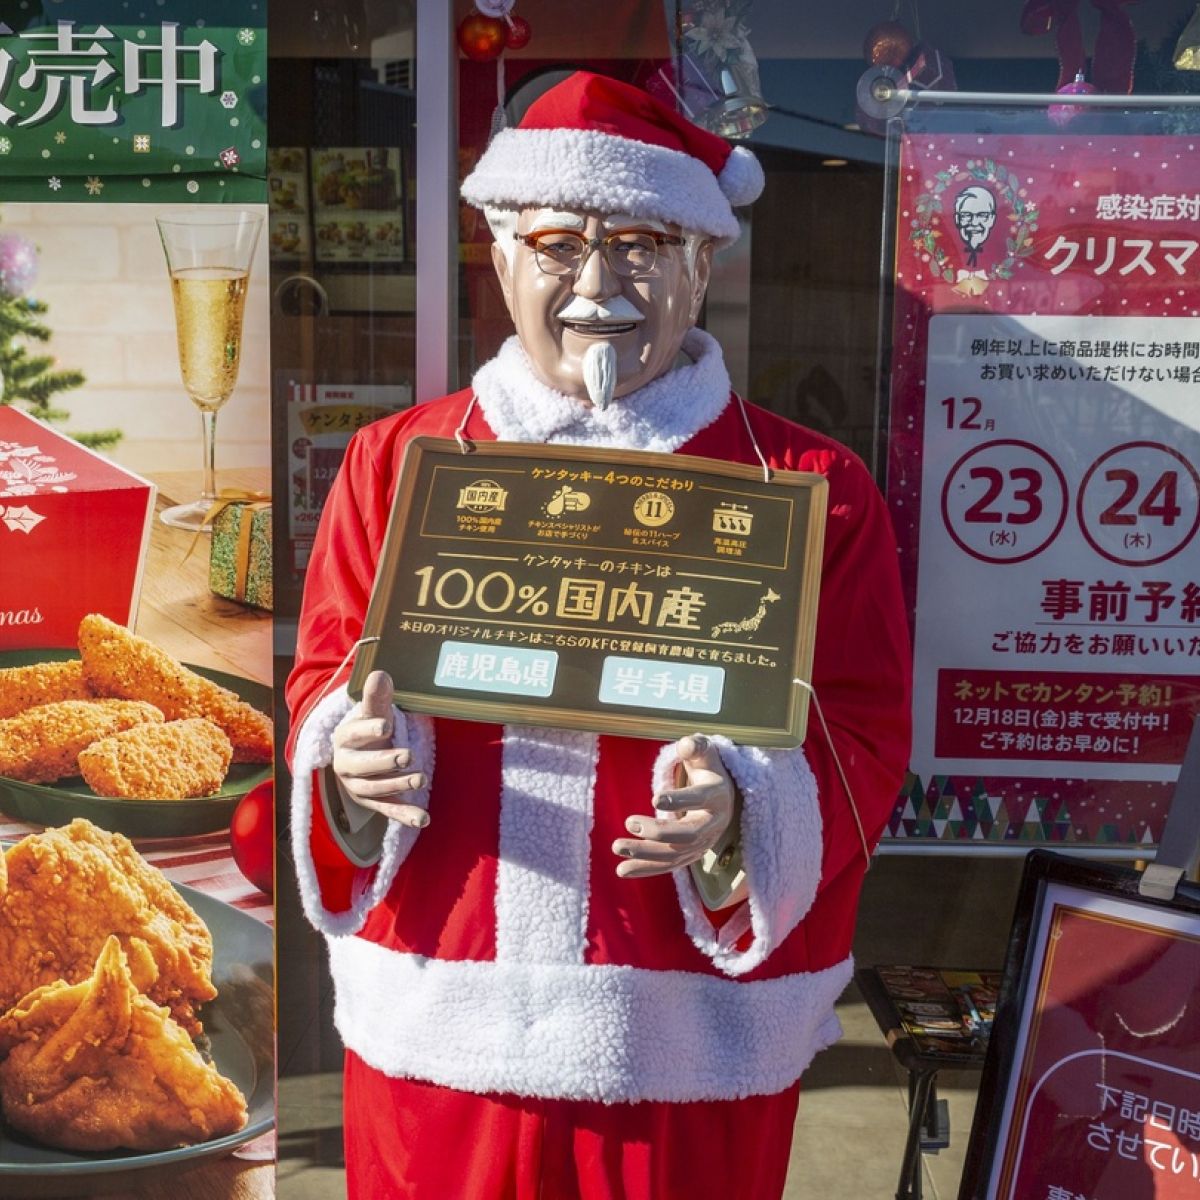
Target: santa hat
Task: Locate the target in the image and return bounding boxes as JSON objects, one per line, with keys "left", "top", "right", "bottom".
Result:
{"left": 461, "top": 71, "right": 763, "bottom": 243}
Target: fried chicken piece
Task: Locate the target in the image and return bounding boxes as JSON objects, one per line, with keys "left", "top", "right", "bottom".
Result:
{"left": 0, "top": 819, "right": 216, "bottom": 1035}
{"left": 0, "top": 699, "right": 163, "bottom": 784}
{"left": 78, "top": 718, "right": 233, "bottom": 800}
{"left": 0, "top": 937, "right": 247, "bottom": 1152}
{"left": 77, "top": 614, "right": 272, "bottom": 764}
{"left": 0, "top": 659, "right": 94, "bottom": 720}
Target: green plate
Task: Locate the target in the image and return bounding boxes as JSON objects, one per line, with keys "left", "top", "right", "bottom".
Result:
{"left": 0, "top": 881, "right": 274, "bottom": 1198}
{"left": 0, "top": 649, "right": 272, "bottom": 837}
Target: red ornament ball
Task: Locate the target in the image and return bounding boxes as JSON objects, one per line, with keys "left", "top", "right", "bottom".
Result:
{"left": 504, "top": 14, "right": 532, "bottom": 50}
{"left": 457, "top": 12, "right": 507, "bottom": 61}
{"left": 863, "top": 20, "right": 915, "bottom": 68}
{"left": 230, "top": 779, "right": 274, "bottom": 896}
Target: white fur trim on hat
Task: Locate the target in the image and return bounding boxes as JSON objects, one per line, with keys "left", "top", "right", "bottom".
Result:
{"left": 718, "top": 144, "right": 765, "bottom": 207}
{"left": 462, "top": 126, "right": 743, "bottom": 242}
{"left": 328, "top": 935, "right": 851, "bottom": 1103}
{"left": 290, "top": 684, "right": 435, "bottom": 936}
{"left": 653, "top": 736, "right": 823, "bottom": 977}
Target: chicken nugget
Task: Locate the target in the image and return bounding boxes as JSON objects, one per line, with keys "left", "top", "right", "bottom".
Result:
{"left": 0, "top": 936, "right": 247, "bottom": 1152}
{"left": 0, "top": 659, "right": 94, "bottom": 720}
{"left": 0, "top": 699, "right": 164, "bottom": 784}
{"left": 78, "top": 613, "right": 272, "bottom": 763}
{"left": 79, "top": 718, "right": 233, "bottom": 800}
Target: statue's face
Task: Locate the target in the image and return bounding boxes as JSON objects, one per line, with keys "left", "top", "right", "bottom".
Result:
{"left": 492, "top": 207, "right": 712, "bottom": 403}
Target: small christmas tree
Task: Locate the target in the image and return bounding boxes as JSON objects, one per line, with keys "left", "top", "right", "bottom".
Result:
{"left": 0, "top": 230, "right": 120, "bottom": 450}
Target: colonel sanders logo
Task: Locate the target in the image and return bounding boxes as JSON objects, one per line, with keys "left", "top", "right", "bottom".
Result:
{"left": 953, "top": 185, "right": 996, "bottom": 268}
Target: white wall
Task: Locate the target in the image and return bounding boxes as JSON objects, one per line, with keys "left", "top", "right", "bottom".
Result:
{"left": 3, "top": 201, "right": 270, "bottom": 476}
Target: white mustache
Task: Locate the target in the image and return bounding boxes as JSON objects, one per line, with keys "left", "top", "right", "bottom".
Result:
{"left": 555, "top": 295, "right": 644, "bottom": 324}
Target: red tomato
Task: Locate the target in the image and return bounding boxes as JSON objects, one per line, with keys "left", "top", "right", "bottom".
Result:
{"left": 231, "top": 779, "right": 274, "bottom": 896}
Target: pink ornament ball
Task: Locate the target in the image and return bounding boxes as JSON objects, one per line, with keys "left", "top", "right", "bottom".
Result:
{"left": 0, "top": 233, "right": 38, "bottom": 299}
{"left": 1048, "top": 75, "right": 1096, "bottom": 128}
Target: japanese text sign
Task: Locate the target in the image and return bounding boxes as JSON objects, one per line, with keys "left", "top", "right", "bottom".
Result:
{"left": 960, "top": 852, "right": 1200, "bottom": 1200}
{"left": 350, "top": 438, "right": 827, "bottom": 747}
{"left": 0, "top": 0, "right": 265, "bottom": 202}
{"left": 886, "top": 118, "right": 1200, "bottom": 846}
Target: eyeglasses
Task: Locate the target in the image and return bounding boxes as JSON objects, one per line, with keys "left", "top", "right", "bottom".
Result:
{"left": 513, "top": 228, "right": 685, "bottom": 278}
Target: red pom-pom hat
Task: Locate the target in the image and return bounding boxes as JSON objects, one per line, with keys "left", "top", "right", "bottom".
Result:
{"left": 461, "top": 71, "right": 763, "bottom": 243}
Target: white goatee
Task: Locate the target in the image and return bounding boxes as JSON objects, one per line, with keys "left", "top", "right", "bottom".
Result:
{"left": 582, "top": 342, "right": 617, "bottom": 411}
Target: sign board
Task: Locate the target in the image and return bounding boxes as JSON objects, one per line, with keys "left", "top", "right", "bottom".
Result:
{"left": 959, "top": 850, "right": 1200, "bottom": 1200}
{"left": 350, "top": 437, "right": 827, "bottom": 747}
{"left": 0, "top": 0, "right": 266, "bottom": 203}
{"left": 886, "top": 112, "right": 1200, "bottom": 845}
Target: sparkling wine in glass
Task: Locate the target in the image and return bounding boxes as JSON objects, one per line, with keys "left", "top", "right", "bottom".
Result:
{"left": 156, "top": 211, "right": 263, "bottom": 530}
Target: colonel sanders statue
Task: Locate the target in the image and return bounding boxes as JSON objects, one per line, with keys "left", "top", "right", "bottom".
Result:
{"left": 287, "top": 71, "right": 911, "bottom": 1200}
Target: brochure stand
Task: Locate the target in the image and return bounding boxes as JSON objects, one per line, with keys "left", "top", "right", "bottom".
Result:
{"left": 857, "top": 966, "right": 1000, "bottom": 1200}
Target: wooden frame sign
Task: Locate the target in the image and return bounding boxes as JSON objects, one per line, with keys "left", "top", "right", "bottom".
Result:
{"left": 959, "top": 851, "right": 1200, "bottom": 1200}
{"left": 350, "top": 437, "right": 827, "bottom": 746}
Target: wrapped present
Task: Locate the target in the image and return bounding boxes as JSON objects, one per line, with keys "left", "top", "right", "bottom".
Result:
{"left": 0, "top": 408, "right": 155, "bottom": 649}
{"left": 209, "top": 496, "right": 273, "bottom": 611}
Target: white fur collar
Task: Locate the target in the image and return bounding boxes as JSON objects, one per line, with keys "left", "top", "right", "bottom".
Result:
{"left": 472, "top": 327, "right": 731, "bottom": 452}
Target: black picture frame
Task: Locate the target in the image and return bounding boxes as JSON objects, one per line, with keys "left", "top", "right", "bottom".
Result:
{"left": 958, "top": 849, "right": 1200, "bottom": 1200}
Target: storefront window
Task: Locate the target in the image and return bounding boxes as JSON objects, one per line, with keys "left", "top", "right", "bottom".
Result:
{"left": 274, "top": 4, "right": 1200, "bottom": 1196}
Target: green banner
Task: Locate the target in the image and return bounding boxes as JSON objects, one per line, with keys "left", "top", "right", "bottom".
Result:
{"left": 0, "top": 0, "right": 265, "bottom": 202}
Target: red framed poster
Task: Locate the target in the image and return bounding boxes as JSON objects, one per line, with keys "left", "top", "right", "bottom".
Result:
{"left": 886, "top": 107, "right": 1200, "bottom": 846}
{"left": 959, "top": 851, "right": 1200, "bottom": 1199}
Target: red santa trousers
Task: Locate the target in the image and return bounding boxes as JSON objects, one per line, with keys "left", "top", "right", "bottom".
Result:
{"left": 344, "top": 1051, "right": 802, "bottom": 1200}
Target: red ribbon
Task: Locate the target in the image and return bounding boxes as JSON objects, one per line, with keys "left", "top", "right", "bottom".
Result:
{"left": 1020, "top": 0, "right": 1137, "bottom": 94}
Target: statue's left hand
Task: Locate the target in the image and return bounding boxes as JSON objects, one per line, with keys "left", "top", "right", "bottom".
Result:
{"left": 611, "top": 734, "right": 735, "bottom": 879}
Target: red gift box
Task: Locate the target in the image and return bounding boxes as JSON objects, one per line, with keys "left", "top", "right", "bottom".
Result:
{"left": 0, "top": 408, "right": 155, "bottom": 650}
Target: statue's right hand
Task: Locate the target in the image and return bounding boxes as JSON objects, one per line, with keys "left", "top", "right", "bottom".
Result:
{"left": 331, "top": 670, "right": 429, "bottom": 829}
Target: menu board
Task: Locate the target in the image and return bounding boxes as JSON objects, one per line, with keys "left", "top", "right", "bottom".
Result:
{"left": 960, "top": 852, "right": 1200, "bottom": 1200}
{"left": 311, "top": 147, "right": 403, "bottom": 264}
{"left": 351, "top": 438, "right": 828, "bottom": 746}
{"left": 268, "top": 146, "right": 311, "bottom": 261}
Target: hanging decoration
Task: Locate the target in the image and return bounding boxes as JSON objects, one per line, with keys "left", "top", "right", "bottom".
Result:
{"left": 856, "top": 1, "right": 955, "bottom": 135}
{"left": 456, "top": 11, "right": 508, "bottom": 62}
{"left": 458, "top": 0, "right": 532, "bottom": 62}
{"left": 0, "top": 233, "right": 39, "bottom": 300}
{"left": 670, "top": 2, "right": 768, "bottom": 138}
{"left": 1173, "top": 3, "right": 1200, "bottom": 70}
{"left": 863, "top": 20, "right": 915, "bottom": 68}
{"left": 1047, "top": 70, "right": 1098, "bottom": 126}
{"left": 1020, "top": 0, "right": 1137, "bottom": 94}
{"left": 505, "top": 15, "right": 533, "bottom": 50}
{"left": 458, "top": 0, "right": 535, "bottom": 141}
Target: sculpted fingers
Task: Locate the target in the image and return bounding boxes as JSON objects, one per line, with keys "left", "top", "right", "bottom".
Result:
{"left": 652, "top": 780, "right": 730, "bottom": 817}
{"left": 347, "top": 795, "right": 430, "bottom": 829}
{"left": 346, "top": 768, "right": 427, "bottom": 799}
{"left": 334, "top": 717, "right": 393, "bottom": 751}
{"left": 333, "top": 746, "right": 410, "bottom": 778}
{"left": 333, "top": 671, "right": 397, "bottom": 751}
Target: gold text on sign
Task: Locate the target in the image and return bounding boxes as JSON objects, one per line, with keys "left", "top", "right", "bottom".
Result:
{"left": 633, "top": 491, "right": 675, "bottom": 527}
{"left": 457, "top": 480, "right": 508, "bottom": 512}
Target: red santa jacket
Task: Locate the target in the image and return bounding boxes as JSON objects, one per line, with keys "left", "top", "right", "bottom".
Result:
{"left": 286, "top": 330, "right": 911, "bottom": 1105}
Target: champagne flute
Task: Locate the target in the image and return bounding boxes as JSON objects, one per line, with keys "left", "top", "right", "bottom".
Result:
{"left": 156, "top": 211, "right": 263, "bottom": 530}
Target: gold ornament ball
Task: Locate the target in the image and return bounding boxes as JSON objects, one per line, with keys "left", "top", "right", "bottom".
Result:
{"left": 863, "top": 21, "right": 915, "bottom": 68}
